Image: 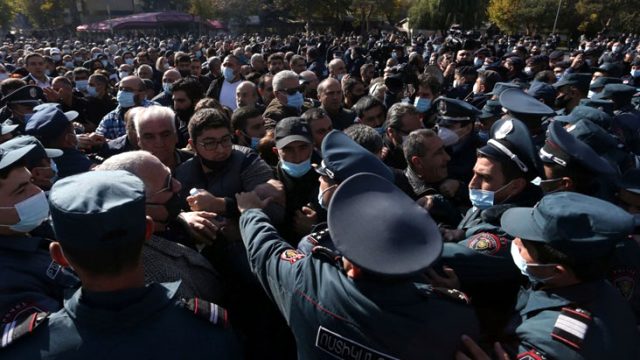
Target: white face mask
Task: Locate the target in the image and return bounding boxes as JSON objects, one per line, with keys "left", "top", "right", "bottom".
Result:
{"left": 510, "top": 241, "right": 558, "bottom": 284}
{"left": 0, "top": 191, "right": 50, "bottom": 233}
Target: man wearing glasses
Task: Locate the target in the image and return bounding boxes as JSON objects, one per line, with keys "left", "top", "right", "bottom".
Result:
{"left": 264, "top": 70, "right": 310, "bottom": 123}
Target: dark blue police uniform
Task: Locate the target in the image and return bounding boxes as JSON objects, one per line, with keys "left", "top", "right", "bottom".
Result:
{"left": 500, "top": 192, "right": 640, "bottom": 359}
{"left": 241, "top": 173, "right": 479, "bottom": 360}
{"left": 0, "top": 170, "right": 241, "bottom": 358}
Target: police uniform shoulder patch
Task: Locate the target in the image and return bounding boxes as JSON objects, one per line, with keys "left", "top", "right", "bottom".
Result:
{"left": 551, "top": 307, "right": 592, "bottom": 350}
{"left": 438, "top": 99, "right": 447, "bottom": 114}
{"left": 467, "top": 232, "right": 506, "bottom": 255}
{"left": 609, "top": 268, "right": 637, "bottom": 300}
{"left": 280, "top": 249, "right": 305, "bottom": 264}
{"left": 516, "top": 348, "right": 547, "bottom": 360}
{"left": 432, "top": 287, "right": 472, "bottom": 305}
{"left": 181, "top": 298, "right": 229, "bottom": 328}
{"left": 1, "top": 311, "right": 48, "bottom": 348}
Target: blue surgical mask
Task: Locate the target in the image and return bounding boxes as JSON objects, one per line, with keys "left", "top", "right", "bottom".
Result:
{"left": 631, "top": 70, "right": 640, "bottom": 78}
{"left": 286, "top": 91, "right": 304, "bottom": 110}
{"left": 0, "top": 191, "right": 50, "bottom": 233}
{"left": 374, "top": 126, "right": 385, "bottom": 135}
{"left": 52, "top": 54, "right": 61, "bottom": 62}
{"left": 413, "top": 97, "right": 431, "bottom": 113}
{"left": 222, "top": 66, "right": 235, "bottom": 82}
{"left": 75, "top": 80, "right": 88, "bottom": 91}
{"left": 473, "top": 57, "right": 483, "bottom": 67}
{"left": 195, "top": 51, "right": 202, "bottom": 58}
{"left": 50, "top": 159, "right": 59, "bottom": 185}
{"left": 281, "top": 158, "right": 311, "bottom": 178}
{"left": 510, "top": 242, "right": 558, "bottom": 283}
{"left": 117, "top": 90, "right": 136, "bottom": 108}
{"left": 250, "top": 137, "right": 260, "bottom": 150}
{"left": 469, "top": 181, "right": 512, "bottom": 210}
{"left": 317, "top": 184, "right": 337, "bottom": 210}
{"left": 125, "top": 58, "right": 134, "bottom": 65}
{"left": 163, "top": 82, "right": 173, "bottom": 94}
{"left": 469, "top": 188, "right": 494, "bottom": 210}
{"left": 86, "top": 86, "right": 98, "bottom": 97}
{"left": 65, "top": 61, "right": 74, "bottom": 69}
{"left": 101, "top": 59, "right": 109, "bottom": 67}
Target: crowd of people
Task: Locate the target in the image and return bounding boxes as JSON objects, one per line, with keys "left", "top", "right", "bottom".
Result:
{"left": 0, "top": 28, "right": 639, "bottom": 359}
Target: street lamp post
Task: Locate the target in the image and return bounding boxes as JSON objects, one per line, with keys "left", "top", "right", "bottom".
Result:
{"left": 552, "top": 0, "right": 562, "bottom": 35}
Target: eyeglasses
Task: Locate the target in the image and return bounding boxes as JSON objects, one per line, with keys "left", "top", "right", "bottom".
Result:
{"left": 152, "top": 173, "right": 173, "bottom": 196}
{"left": 276, "top": 86, "right": 302, "bottom": 96}
{"left": 198, "top": 135, "right": 232, "bottom": 150}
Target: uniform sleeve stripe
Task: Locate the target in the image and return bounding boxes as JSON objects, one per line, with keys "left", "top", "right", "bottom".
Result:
{"left": 210, "top": 303, "right": 217, "bottom": 324}
{"left": 555, "top": 315, "right": 588, "bottom": 338}
{"left": 1, "top": 321, "right": 16, "bottom": 348}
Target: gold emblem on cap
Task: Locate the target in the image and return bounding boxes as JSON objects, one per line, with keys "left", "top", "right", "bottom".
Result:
{"left": 494, "top": 119, "right": 513, "bottom": 140}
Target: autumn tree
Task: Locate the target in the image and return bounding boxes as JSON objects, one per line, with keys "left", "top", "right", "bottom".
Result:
{"left": 487, "top": 0, "right": 563, "bottom": 35}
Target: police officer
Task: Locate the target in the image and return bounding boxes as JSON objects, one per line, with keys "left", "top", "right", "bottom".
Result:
{"left": 499, "top": 192, "right": 639, "bottom": 359}
{"left": 552, "top": 73, "right": 591, "bottom": 115}
{"left": 592, "top": 84, "right": 640, "bottom": 155}
{"left": 434, "top": 97, "right": 484, "bottom": 186}
{"left": 25, "top": 105, "right": 93, "bottom": 178}
{"left": 1, "top": 170, "right": 241, "bottom": 358}
{"left": 0, "top": 135, "right": 63, "bottom": 191}
{"left": 1, "top": 85, "right": 44, "bottom": 131}
{"left": 499, "top": 87, "right": 556, "bottom": 148}
{"left": 0, "top": 142, "right": 78, "bottom": 325}
{"left": 297, "top": 129, "right": 395, "bottom": 254}
{"left": 537, "top": 120, "right": 616, "bottom": 199}
{"left": 237, "top": 172, "right": 479, "bottom": 360}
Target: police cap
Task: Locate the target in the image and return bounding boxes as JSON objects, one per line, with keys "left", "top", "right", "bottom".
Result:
{"left": 0, "top": 135, "right": 62, "bottom": 167}
{"left": 0, "top": 143, "right": 35, "bottom": 171}
{"left": 479, "top": 99, "right": 502, "bottom": 120}
{"left": 579, "top": 98, "right": 615, "bottom": 116}
{"left": 565, "top": 119, "right": 627, "bottom": 168}
{"left": 478, "top": 118, "right": 541, "bottom": 180}
{"left": 434, "top": 97, "right": 480, "bottom": 125}
{"left": 1, "top": 120, "right": 18, "bottom": 136}
{"left": 0, "top": 85, "right": 44, "bottom": 107}
{"left": 553, "top": 73, "right": 591, "bottom": 94}
{"left": 315, "top": 130, "right": 393, "bottom": 183}
{"left": 499, "top": 88, "right": 555, "bottom": 117}
{"left": 527, "top": 81, "right": 556, "bottom": 106}
{"left": 25, "top": 106, "right": 78, "bottom": 142}
{"left": 49, "top": 170, "right": 147, "bottom": 251}
{"left": 487, "top": 82, "right": 520, "bottom": 97}
{"left": 501, "top": 192, "right": 634, "bottom": 261}
{"left": 553, "top": 105, "right": 611, "bottom": 130}
{"left": 539, "top": 120, "right": 615, "bottom": 175}
{"left": 328, "top": 172, "right": 442, "bottom": 276}
{"left": 591, "top": 83, "right": 637, "bottom": 104}
{"left": 589, "top": 76, "right": 621, "bottom": 90}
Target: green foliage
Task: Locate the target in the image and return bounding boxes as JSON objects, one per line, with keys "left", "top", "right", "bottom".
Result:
{"left": 0, "top": 0, "right": 18, "bottom": 31}
{"left": 409, "top": 0, "right": 488, "bottom": 31}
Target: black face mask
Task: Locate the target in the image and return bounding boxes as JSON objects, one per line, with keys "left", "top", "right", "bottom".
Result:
{"left": 199, "top": 155, "right": 230, "bottom": 173}
{"left": 147, "top": 193, "right": 182, "bottom": 224}
{"left": 179, "top": 70, "right": 191, "bottom": 78}
{"left": 176, "top": 108, "right": 195, "bottom": 123}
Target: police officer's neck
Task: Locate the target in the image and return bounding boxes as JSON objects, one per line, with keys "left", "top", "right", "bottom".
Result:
{"left": 78, "top": 264, "right": 146, "bottom": 292}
